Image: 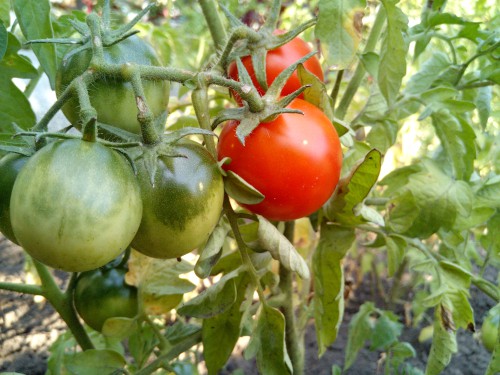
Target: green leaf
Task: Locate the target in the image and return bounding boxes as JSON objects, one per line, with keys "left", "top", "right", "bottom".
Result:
{"left": 439, "top": 261, "right": 472, "bottom": 291}
{"left": 443, "top": 290, "right": 474, "bottom": 331}
{"left": 101, "top": 317, "right": 137, "bottom": 340}
{"left": 366, "top": 119, "right": 399, "bottom": 153}
{"left": 427, "top": 12, "right": 468, "bottom": 26}
{"left": 344, "top": 302, "right": 377, "bottom": 370}
{"left": 370, "top": 312, "right": 403, "bottom": 350}
{"left": 0, "top": 22, "right": 6, "bottom": 61}
{"left": 0, "top": 0, "right": 9, "bottom": 26}
{"left": 313, "top": 223, "right": 355, "bottom": 356}
{"left": 177, "top": 270, "right": 239, "bottom": 319}
{"left": 195, "top": 219, "right": 231, "bottom": 278}
{"left": 425, "top": 305, "right": 458, "bottom": 375}
{"left": 386, "top": 235, "right": 407, "bottom": 277}
{"left": 224, "top": 170, "right": 265, "bottom": 205}
{"left": 324, "top": 149, "right": 382, "bottom": 225}
{"left": 431, "top": 110, "right": 476, "bottom": 180}
{"left": 203, "top": 275, "right": 249, "bottom": 375}
{"left": 475, "top": 86, "right": 492, "bottom": 129}
{"left": 378, "top": 0, "right": 408, "bottom": 106}
{"left": 0, "top": 33, "right": 38, "bottom": 79}
{"left": 405, "top": 52, "right": 450, "bottom": 95}
{"left": 257, "top": 215, "right": 310, "bottom": 279}
{"left": 298, "top": 64, "right": 349, "bottom": 137}
{"left": 246, "top": 305, "right": 292, "bottom": 375}
{"left": 0, "top": 78, "right": 36, "bottom": 131}
{"left": 381, "top": 160, "right": 474, "bottom": 238}
{"left": 12, "top": 0, "right": 58, "bottom": 89}
{"left": 476, "top": 176, "right": 500, "bottom": 208}
{"left": 65, "top": 349, "right": 126, "bottom": 375}
{"left": 359, "top": 52, "right": 380, "bottom": 79}
{"left": 315, "top": 0, "right": 365, "bottom": 70}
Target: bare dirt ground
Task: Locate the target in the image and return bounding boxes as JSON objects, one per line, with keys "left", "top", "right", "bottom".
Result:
{"left": 0, "top": 235, "right": 496, "bottom": 374}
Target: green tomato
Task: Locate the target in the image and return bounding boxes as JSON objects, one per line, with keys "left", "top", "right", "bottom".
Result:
{"left": 74, "top": 265, "right": 138, "bottom": 332}
{"left": 481, "top": 313, "right": 499, "bottom": 352}
{"left": 10, "top": 139, "right": 143, "bottom": 272}
{"left": 0, "top": 153, "right": 28, "bottom": 244}
{"left": 132, "top": 140, "right": 224, "bottom": 259}
{"left": 56, "top": 35, "right": 169, "bottom": 134}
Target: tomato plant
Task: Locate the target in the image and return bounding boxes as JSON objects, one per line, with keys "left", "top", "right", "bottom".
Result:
{"left": 227, "top": 33, "right": 323, "bottom": 104}
{"left": 0, "top": 153, "right": 28, "bottom": 244}
{"left": 56, "top": 35, "right": 170, "bottom": 134}
{"left": 74, "top": 262, "right": 138, "bottom": 332}
{"left": 132, "top": 140, "right": 224, "bottom": 259}
{"left": 10, "top": 139, "right": 143, "bottom": 272}
{"left": 481, "top": 313, "right": 500, "bottom": 352}
{"left": 218, "top": 98, "right": 342, "bottom": 221}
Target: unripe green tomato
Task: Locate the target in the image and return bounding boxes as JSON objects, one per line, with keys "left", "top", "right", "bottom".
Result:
{"left": 10, "top": 139, "right": 143, "bottom": 272}
{"left": 56, "top": 35, "right": 169, "bottom": 134}
{"left": 0, "top": 153, "right": 28, "bottom": 244}
{"left": 132, "top": 140, "right": 224, "bottom": 259}
{"left": 481, "top": 314, "right": 499, "bottom": 352}
{"left": 74, "top": 267, "right": 138, "bottom": 332}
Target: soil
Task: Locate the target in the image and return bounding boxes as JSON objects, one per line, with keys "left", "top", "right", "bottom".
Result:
{"left": 0, "top": 236, "right": 496, "bottom": 375}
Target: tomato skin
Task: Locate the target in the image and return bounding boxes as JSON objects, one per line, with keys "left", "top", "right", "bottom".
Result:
{"left": 10, "top": 139, "right": 143, "bottom": 272}
{"left": 74, "top": 266, "right": 138, "bottom": 332}
{"left": 132, "top": 140, "right": 224, "bottom": 259}
{"left": 56, "top": 35, "right": 169, "bottom": 134}
{"left": 228, "top": 34, "right": 323, "bottom": 104}
{"left": 0, "top": 153, "right": 28, "bottom": 244}
{"left": 217, "top": 98, "right": 342, "bottom": 221}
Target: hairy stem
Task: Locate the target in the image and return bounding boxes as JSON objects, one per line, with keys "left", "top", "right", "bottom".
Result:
{"left": 199, "top": 0, "right": 227, "bottom": 51}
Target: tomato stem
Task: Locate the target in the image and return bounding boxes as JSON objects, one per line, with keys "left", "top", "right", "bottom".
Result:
{"left": 199, "top": 0, "right": 227, "bottom": 52}
{"left": 335, "top": 5, "right": 387, "bottom": 120}
{"left": 279, "top": 221, "right": 305, "bottom": 375}
{"left": 192, "top": 87, "right": 217, "bottom": 156}
{"left": 130, "top": 72, "right": 161, "bottom": 145}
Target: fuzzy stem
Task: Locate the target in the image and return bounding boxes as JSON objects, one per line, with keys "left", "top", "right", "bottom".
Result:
{"left": 130, "top": 72, "right": 160, "bottom": 145}
{"left": 192, "top": 87, "right": 217, "bottom": 156}
{"left": 199, "top": 0, "right": 227, "bottom": 51}
{"left": 280, "top": 221, "right": 304, "bottom": 375}
{"left": 32, "top": 261, "right": 95, "bottom": 350}
{"left": 335, "top": 6, "right": 386, "bottom": 120}
{"left": 330, "top": 69, "right": 344, "bottom": 111}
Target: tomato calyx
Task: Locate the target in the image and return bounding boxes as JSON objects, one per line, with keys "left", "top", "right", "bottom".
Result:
{"left": 135, "top": 127, "right": 216, "bottom": 186}
{"left": 219, "top": 1, "right": 317, "bottom": 90}
{"left": 213, "top": 53, "right": 315, "bottom": 145}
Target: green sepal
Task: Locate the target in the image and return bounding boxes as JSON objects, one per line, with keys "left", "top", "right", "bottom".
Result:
{"left": 224, "top": 169, "right": 265, "bottom": 205}
{"left": 251, "top": 48, "right": 269, "bottom": 92}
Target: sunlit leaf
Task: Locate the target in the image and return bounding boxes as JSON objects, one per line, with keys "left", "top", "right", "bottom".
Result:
{"left": 316, "top": 0, "right": 365, "bottom": 70}
{"left": 405, "top": 52, "right": 450, "bottom": 95}
{"left": 65, "top": 349, "right": 126, "bottom": 375}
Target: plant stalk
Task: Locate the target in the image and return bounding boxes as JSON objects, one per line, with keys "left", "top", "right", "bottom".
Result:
{"left": 335, "top": 6, "right": 387, "bottom": 120}
{"left": 280, "top": 221, "right": 304, "bottom": 375}
{"left": 199, "top": 0, "right": 227, "bottom": 51}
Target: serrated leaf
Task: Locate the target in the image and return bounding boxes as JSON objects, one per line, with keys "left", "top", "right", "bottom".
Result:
{"left": 65, "top": 349, "right": 126, "bottom": 375}
{"left": 177, "top": 270, "right": 239, "bottom": 319}
{"left": 431, "top": 110, "right": 476, "bottom": 180}
{"left": 405, "top": 52, "right": 450, "bottom": 95}
{"left": 324, "top": 149, "right": 382, "bottom": 225}
{"left": 0, "top": 78, "right": 36, "bottom": 132}
{"left": 475, "top": 86, "right": 492, "bottom": 129}
{"left": 126, "top": 250, "right": 194, "bottom": 315}
{"left": 224, "top": 170, "right": 265, "bottom": 205}
{"left": 316, "top": 0, "right": 365, "bottom": 70}
{"left": 378, "top": 0, "right": 408, "bottom": 106}
{"left": 195, "top": 220, "right": 231, "bottom": 278}
{"left": 370, "top": 312, "right": 403, "bottom": 350}
{"left": 298, "top": 64, "right": 349, "bottom": 137}
{"left": 425, "top": 305, "right": 458, "bottom": 375}
{"left": 344, "top": 302, "right": 377, "bottom": 369}
{"left": 442, "top": 290, "right": 474, "bottom": 331}
{"left": 257, "top": 215, "right": 310, "bottom": 279}
{"left": 313, "top": 223, "right": 355, "bottom": 356}
{"left": 386, "top": 235, "right": 407, "bottom": 277}
{"left": 203, "top": 275, "right": 249, "bottom": 375}
{"left": 366, "top": 119, "right": 399, "bottom": 152}
{"left": 13, "top": 0, "right": 58, "bottom": 89}
{"left": 245, "top": 305, "right": 292, "bottom": 375}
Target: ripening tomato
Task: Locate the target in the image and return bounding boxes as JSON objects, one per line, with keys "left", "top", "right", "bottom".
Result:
{"left": 10, "top": 139, "right": 143, "bottom": 272}
{"left": 56, "top": 35, "right": 169, "bottom": 134}
{"left": 217, "top": 98, "right": 342, "bottom": 221}
{"left": 132, "top": 140, "right": 224, "bottom": 259}
{"left": 228, "top": 33, "right": 323, "bottom": 104}
{"left": 0, "top": 153, "right": 28, "bottom": 244}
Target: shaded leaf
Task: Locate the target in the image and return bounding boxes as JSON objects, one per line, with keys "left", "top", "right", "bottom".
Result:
{"left": 344, "top": 302, "right": 377, "bottom": 369}
{"left": 370, "top": 312, "right": 403, "bottom": 350}
{"left": 313, "top": 223, "right": 355, "bottom": 356}
{"left": 0, "top": 0, "right": 9, "bottom": 26}
{"left": 257, "top": 216, "right": 309, "bottom": 279}
{"left": 12, "top": 0, "right": 58, "bottom": 89}
{"left": 65, "top": 349, "right": 126, "bottom": 375}
{"left": 386, "top": 235, "right": 407, "bottom": 277}
{"left": 195, "top": 219, "right": 231, "bottom": 278}
{"left": 245, "top": 305, "right": 292, "bottom": 374}
{"left": 224, "top": 170, "right": 265, "bottom": 205}
{"left": 0, "top": 78, "right": 36, "bottom": 132}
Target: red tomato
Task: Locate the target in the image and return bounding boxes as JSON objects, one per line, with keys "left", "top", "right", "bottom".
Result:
{"left": 228, "top": 33, "right": 323, "bottom": 104}
{"left": 217, "top": 98, "right": 342, "bottom": 221}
